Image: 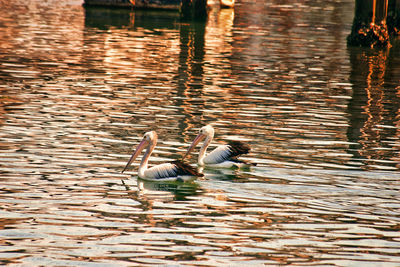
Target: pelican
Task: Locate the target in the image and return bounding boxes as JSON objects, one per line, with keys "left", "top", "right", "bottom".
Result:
{"left": 183, "top": 125, "right": 255, "bottom": 168}
{"left": 122, "top": 131, "right": 203, "bottom": 181}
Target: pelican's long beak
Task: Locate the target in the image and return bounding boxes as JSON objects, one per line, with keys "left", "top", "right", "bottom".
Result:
{"left": 182, "top": 133, "right": 205, "bottom": 160}
{"left": 122, "top": 138, "right": 149, "bottom": 173}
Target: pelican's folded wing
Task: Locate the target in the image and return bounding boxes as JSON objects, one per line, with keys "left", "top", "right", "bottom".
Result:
{"left": 204, "top": 141, "right": 250, "bottom": 164}
{"left": 145, "top": 161, "right": 203, "bottom": 179}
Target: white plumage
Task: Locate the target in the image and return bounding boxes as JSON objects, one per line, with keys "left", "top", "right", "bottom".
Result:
{"left": 183, "top": 125, "right": 254, "bottom": 168}
{"left": 122, "top": 131, "right": 203, "bottom": 181}
{"left": 142, "top": 163, "right": 178, "bottom": 180}
{"left": 203, "top": 145, "right": 233, "bottom": 165}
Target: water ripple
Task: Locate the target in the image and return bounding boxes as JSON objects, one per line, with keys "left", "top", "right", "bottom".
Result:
{"left": 1, "top": 0, "right": 400, "bottom": 266}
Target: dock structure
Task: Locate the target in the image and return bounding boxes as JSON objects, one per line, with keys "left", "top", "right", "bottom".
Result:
{"left": 83, "top": 0, "right": 233, "bottom": 15}
{"left": 83, "top": 0, "right": 181, "bottom": 10}
{"left": 83, "top": 0, "right": 133, "bottom": 8}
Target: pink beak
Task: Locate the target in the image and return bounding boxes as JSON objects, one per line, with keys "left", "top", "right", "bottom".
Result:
{"left": 182, "top": 133, "right": 205, "bottom": 160}
{"left": 122, "top": 138, "right": 149, "bottom": 173}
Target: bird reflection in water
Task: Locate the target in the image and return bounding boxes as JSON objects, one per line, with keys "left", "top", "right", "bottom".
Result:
{"left": 137, "top": 178, "right": 201, "bottom": 201}
{"left": 198, "top": 166, "right": 250, "bottom": 182}
{"left": 120, "top": 177, "right": 202, "bottom": 201}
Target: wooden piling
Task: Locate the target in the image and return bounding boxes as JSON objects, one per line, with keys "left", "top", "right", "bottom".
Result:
{"left": 180, "top": 0, "right": 208, "bottom": 21}
{"left": 347, "top": 0, "right": 390, "bottom": 48}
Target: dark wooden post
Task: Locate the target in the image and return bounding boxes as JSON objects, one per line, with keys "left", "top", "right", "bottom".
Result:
{"left": 180, "top": 0, "right": 208, "bottom": 21}
{"left": 347, "top": 0, "right": 390, "bottom": 47}
{"left": 388, "top": 0, "right": 400, "bottom": 34}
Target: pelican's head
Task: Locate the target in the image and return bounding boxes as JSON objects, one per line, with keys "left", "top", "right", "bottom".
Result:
{"left": 182, "top": 125, "right": 214, "bottom": 160}
{"left": 143, "top": 131, "right": 157, "bottom": 143}
{"left": 199, "top": 125, "right": 214, "bottom": 138}
{"left": 122, "top": 131, "right": 157, "bottom": 173}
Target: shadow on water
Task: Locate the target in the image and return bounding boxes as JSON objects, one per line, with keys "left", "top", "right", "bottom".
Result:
{"left": 84, "top": 6, "right": 180, "bottom": 30}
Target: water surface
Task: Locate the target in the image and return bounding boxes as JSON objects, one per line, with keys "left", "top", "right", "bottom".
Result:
{"left": 1, "top": 0, "right": 400, "bottom": 266}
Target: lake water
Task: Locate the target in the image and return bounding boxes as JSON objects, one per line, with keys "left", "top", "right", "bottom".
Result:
{"left": 1, "top": 0, "right": 400, "bottom": 266}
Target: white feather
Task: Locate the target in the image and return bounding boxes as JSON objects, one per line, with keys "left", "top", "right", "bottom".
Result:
{"left": 203, "top": 145, "right": 233, "bottom": 164}
{"left": 143, "top": 163, "right": 178, "bottom": 180}
{"left": 204, "top": 161, "right": 238, "bottom": 168}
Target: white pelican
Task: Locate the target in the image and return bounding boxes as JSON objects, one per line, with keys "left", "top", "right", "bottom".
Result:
{"left": 183, "top": 125, "right": 255, "bottom": 168}
{"left": 122, "top": 131, "right": 203, "bottom": 181}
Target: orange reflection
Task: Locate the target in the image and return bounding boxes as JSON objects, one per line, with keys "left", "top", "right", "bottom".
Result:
{"left": 348, "top": 45, "right": 400, "bottom": 170}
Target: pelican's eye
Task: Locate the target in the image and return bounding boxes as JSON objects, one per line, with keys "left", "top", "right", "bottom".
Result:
{"left": 143, "top": 133, "right": 151, "bottom": 141}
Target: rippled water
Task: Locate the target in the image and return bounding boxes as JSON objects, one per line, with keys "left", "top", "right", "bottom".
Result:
{"left": 1, "top": 0, "right": 400, "bottom": 266}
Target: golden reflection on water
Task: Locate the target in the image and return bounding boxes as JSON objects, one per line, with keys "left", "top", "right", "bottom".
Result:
{"left": 1, "top": 0, "right": 400, "bottom": 266}
{"left": 348, "top": 46, "right": 400, "bottom": 170}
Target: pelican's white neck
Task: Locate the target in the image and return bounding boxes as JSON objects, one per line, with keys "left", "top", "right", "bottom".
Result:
{"left": 198, "top": 133, "right": 213, "bottom": 166}
{"left": 138, "top": 135, "right": 157, "bottom": 178}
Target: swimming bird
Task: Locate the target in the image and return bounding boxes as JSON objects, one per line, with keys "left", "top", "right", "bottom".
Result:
{"left": 122, "top": 131, "right": 203, "bottom": 181}
{"left": 182, "top": 125, "right": 255, "bottom": 168}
